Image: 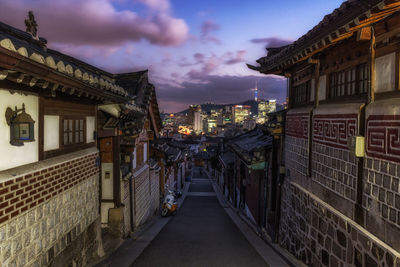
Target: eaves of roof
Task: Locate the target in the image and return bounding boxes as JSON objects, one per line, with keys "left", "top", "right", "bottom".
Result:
{"left": 249, "top": 0, "right": 400, "bottom": 74}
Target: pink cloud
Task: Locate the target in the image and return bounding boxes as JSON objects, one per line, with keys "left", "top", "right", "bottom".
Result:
{"left": 200, "top": 20, "right": 221, "bottom": 45}
{"left": 135, "top": 0, "right": 170, "bottom": 12}
{"left": 0, "top": 0, "right": 189, "bottom": 47}
{"left": 184, "top": 50, "right": 247, "bottom": 80}
{"left": 224, "top": 50, "right": 247, "bottom": 65}
{"left": 193, "top": 53, "right": 205, "bottom": 63}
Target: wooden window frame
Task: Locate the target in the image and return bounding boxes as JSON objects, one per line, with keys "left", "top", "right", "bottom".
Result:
{"left": 292, "top": 80, "right": 311, "bottom": 107}
{"left": 60, "top": 116, "right": 87, "bottom": 148}
{"left": 328, "top": 63, "right": 369, "bottom": 100}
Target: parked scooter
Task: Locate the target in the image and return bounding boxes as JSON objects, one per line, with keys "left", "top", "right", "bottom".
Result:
{"left": 161, "top": 189, "right": 182, "bottom": 217}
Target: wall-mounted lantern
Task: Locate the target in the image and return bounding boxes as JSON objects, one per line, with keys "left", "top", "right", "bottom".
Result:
{"left": 5, "top": 103, "right": 35, "bottom": 146}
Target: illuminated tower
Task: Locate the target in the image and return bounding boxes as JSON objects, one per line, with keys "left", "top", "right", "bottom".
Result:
{"left": 254, "top": 81, "right": 258, "bottom": 101}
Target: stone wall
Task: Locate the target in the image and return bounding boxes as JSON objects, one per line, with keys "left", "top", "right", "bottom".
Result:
{"left": 311, "top": 109, "right": 359, "bottom": 204}
{"left": 362, "top": 99, "right": 400, "bottom": 252}
{"left": 134, "top": 165, "right": 151, "bottom": 227}
{"left": 281, "top": 102, "right": 400, "bottom": 265}
{"left": 285, "top": 135, "right": 309, "bottom": 179}
{"left": 279, "top": 181, "right": 400, "bottom": 266}
{"left": 121, "top": 179, "right": 132, "bottom": 236}
{"left": 363, "top": 156, "right": 400, "bottom": 251}
{"left": 285, "top": 110, "right": 310, "bottom": 184}
{"left": 149, "top": 169, "right": 160, "bottom": 215}
{"left": 312, "top": 143, "right": 358, "bottom": 203}
{"left": 0, "top": 148, "right": 101, "bottom": 267}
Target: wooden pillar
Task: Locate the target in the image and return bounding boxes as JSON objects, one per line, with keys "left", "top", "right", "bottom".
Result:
{"left": 308, "top": 58, "right": 320, "bottom": 108}
{"left": 369, "top": 27, "right": 376, "bottom": 103}
{"left": 38, "top": 97, "right": 44, "bottom": 160}
{"left": 112, "top": 135, "right": 121, "bottom": 206}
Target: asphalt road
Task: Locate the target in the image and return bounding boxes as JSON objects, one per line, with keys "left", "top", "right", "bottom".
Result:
{"left": 131, "top": 170, "right": 267, "bottom": 267}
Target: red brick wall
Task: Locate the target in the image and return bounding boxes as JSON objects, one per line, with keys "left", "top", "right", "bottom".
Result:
{"left": 0, "top": 153, "right": 99, "bottom": 225}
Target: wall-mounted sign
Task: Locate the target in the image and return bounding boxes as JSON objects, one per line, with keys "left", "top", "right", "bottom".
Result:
{"left": 5, "top": 103, "right": 35, "bottom": 146}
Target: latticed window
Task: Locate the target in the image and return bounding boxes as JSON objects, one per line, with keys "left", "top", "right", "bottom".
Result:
{"left": 293, "top": 80, "right": 311, "bottom": 106}
{"left": 62, "top": 118, "right": 85, "bottom": 146}
{"left": 329, "top": 63, "right": 369, "bottom": 99}
{"left": 358, "top": 64, "right": 369, "bottom": 94}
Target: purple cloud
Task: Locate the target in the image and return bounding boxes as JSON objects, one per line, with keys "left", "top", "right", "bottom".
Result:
{"left": 0, "top": 0, "right": 189, "bottom": 47}
{"left": 224, "top": 50, "right": 247, "bottom": 65}
{"left": 156, "top": 74, "right": 286, "bottom": 112}
{"left": 250, "top": 37, "right": 292, "bottom": 48}
{"left": 201, "top": 20, "right": 220, "bottom": 36}
{"left": 200, "top": 20, "right": 221, "bottom": 44}
{"left": 193, "top": 53, "right": 205, "bottom": 63}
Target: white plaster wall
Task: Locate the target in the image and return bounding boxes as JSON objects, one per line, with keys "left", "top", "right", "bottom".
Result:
{"left": 132, "top": 148, "right": 137, "bottom": 169}
{"left": 44, "top": 115, "right": 59, "bottom": 151}
{"left": 0, "top": 90, "right": 38, "bottom": 171}
{"left": 101, "top": 163, "right": 113, "bottom": 199}
{"left": 318, "top": 75, "right": 327, "bottom": 101}
{"left": 101, "top": 202, "right": 114, "bottom": 224}
{"left": 375, "top": 52, "right": 396, "bottom": 93}
{"left": 86, "top": 116, "right": 95, "bottom": 143}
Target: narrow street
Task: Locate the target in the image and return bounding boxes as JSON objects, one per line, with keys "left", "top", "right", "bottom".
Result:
{"left": 97, "top": 167, "right": 289, "bottom": 267}
{"left": 132, "top": 167, "right": 268, "bottom": 267}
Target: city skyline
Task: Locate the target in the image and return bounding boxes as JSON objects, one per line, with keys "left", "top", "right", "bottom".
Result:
{"left": 0, "top": 0, "right": 343, "bottom": 112}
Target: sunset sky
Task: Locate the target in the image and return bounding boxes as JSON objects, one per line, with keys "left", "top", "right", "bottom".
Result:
{"left": 1, "top": 0, "right": 343, "bottom": 112}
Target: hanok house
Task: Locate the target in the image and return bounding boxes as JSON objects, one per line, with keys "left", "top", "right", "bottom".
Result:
{"left": 152, "top": 138, "right": 184, "bottom": 194}
{"left": 227, "top": 126, "right": 273, "bottom": 227}
{"left": 249, "top": 0, "right": 400, "bottom": 265}
{"left": 97, "top": 70, "right": 162, "bottom": 236}
{"left": 216, "top": 151, "right": 234, "bottom": 198}
{"left": 0, "top": 14, "right": 136, "bottom": 266}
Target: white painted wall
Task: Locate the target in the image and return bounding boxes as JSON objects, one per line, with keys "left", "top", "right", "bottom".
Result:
{"left": 86, "top": 116, "right": 95, "bottom": 143}
{"left": 375, "top": 52, "right": 396, "bottom": 93}
{"left": 101, "top": 163, "right": 113, "bottom": 199}
{"left": 101, "top": 202, "right": 114, "bottom": 224}
{"left": 318, "top": 75, "right": 327, "bottom": 101}
{"left": 132, "top": 148, "right": 137, "bottom": 169}
{"left": 0, "top": 90, "right": 38, "bottom": 171}
{"left": 44, "top": 115, "right": 59, "bottom": 151}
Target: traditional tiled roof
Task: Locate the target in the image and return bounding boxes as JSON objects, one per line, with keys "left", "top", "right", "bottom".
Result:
{"left": 229, "top": 127, "right": 272, "bottom": 164}
{"left": 0, "top": 21, "right": 129, "bottom": 100}
{"left": 152, "top": 138, "right": 183, "bottom": 163}
{"left": 115, "top": 71, "right": 148, "bottom": 96}
{"left": 115, "top": 71, "right": 161, "bottom": 131}
{"left": 249, "top": 0, "right": 399, "bottom": 74}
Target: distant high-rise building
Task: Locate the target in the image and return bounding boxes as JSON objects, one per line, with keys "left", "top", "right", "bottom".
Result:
{"left": 267, "top": 100, "right": 277, "bottom": 113}
{"left": 189, "top": 105, "right": 202, "bottom": 134}
{"left": 257, "top": 99, "right": 277, "bottom": 124}
{"left": 194, "top": 111, "right": 202, "bottom": 134}
{"left": 232, "top": 105, "right": 251, "bottom": 124}
{"left": 188, "top": 104, "right": 201, "bottom": 125}
{"left": 258, "top": 101, "right": 267, "bottom": 116}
